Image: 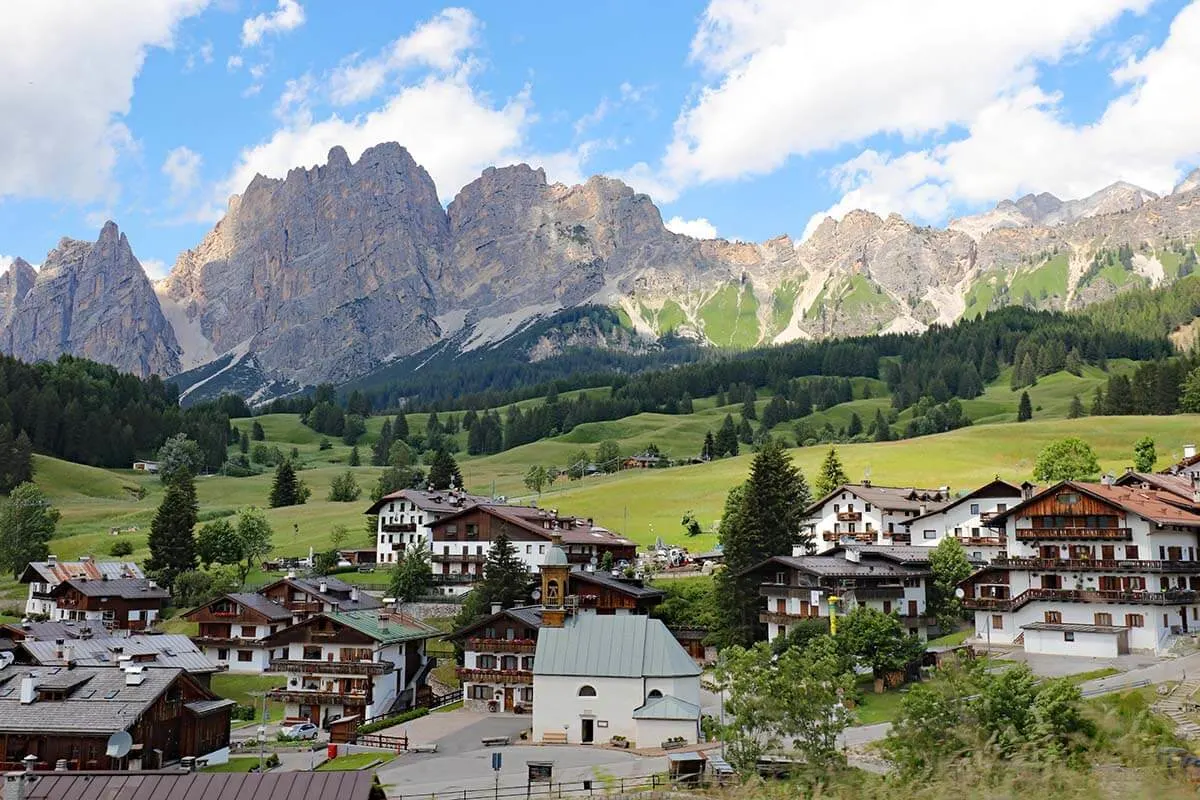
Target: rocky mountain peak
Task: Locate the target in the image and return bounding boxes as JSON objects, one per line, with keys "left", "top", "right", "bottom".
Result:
{"left": 1174, "top": 167, "right": 1200, "bottom": 196}
{"left": 0, "top": 222, "right": 179, "bottom": 377}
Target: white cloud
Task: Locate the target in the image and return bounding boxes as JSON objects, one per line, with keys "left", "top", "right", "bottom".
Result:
{"left": 803, "top": 1, "right": 1200, "bottom": 236}
{"left": 0, "top": 255, "right": 13, "bottom": 273}
{"left": 220, "top": 9, "right": 588, "bottom": 205}
{"left": 663, "top": 0, "right": 1152, "bottom": 191}
{"left": 328, "top": 7, "right": 479, "bottom": 105}
{"left": 140, "top": 258, "right": 169, "bottom": 279}
{"left": 0, "top": 1, "right": 209, "bottom": 202}
{"left": 162, "top": 145, "right": 203, "bottom": 199}
{"left": 199, "top": 41, "right": 214, "bottom": 64}
{"left": 665, "top": 215, "right": 719, "bottom": 239}
{"left": 241, "top": 0, "right": 305, "bottom": 48}
{"left": 227, "top": 54, "right": 243, "bottom": 70}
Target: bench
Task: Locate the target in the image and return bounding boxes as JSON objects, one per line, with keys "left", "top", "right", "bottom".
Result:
{"left": 540, "top": 732, "right": 568, "bottom": 745}
{"left": 481, "top": 736, "right": 511, "bottom": 746}
{"left": 410, "top": 744, "right": 438, "bottom": 754}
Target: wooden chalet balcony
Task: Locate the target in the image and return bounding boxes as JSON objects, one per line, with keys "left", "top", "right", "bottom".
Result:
{"left": 851, "top": 586, "right": 906, "bottom": 600}
{"left": 837, "top": 512, "right": 862, "bottom": 522}
{"left": 382, "top": 522, "right": 418, "bottom": 533}
{"left": 267, "top": 688, "right": 369, "bottom": 706}
{"left": 269, "top": 658, "right": 394, "bottom": 676}
{"left": 956, "top": 534, "right": 1004, "bottom": 546}
{"left": 759, "top": 610, "right": 821, "bottom": 625}
{"left": 286, "top": 601, "right": 325, "bottom": 614}
{"left": 466, "top": 638, "right": 537, "bottom": 655}
{"left": 431, "top": 553, "right": 486, "bottom": 564}
{"left": 456, "top": 668, "right": 533, "bottom": 685}
{"left": 992, "top": 557, "right": 1200, "bottom": 573}
{"left": 1015, "top": 527, "right": 1132, "bottom": 541}
{"left": 963, "top": 587, "right": 1198, "bottom": 612}
{"left": 821, "top": 531, "right": 876, "bottom": 543}
{"left": 193, "top": 636, "right": 266, "bottom": 648}
{"left": 888, "top": 534, "right": 911, "bottom": 545}
{"left": 759, "top": 585, "right": 821, "bottom": 598}
{"left": 979, "top": 511, "right": 996, "bottom": 523}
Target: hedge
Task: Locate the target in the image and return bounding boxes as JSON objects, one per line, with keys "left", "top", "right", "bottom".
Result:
{"left": 358, "top": 707, "right": 430, "bottom": 734}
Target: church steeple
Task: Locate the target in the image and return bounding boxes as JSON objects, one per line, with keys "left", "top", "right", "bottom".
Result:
{"left": 540, "top": 533, "right": 570, "bottom": 628}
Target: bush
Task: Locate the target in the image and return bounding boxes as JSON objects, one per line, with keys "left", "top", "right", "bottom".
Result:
{"left": 358, "top": 707, "right": 429, "bottom": 734}
{"left": 108, "top": 540, "right": 134, "bottom": 557}
{"left": 265, "top": 753, "right": 280, "bottom": 769}
{"left": 231, "top": 704, "right": 257, "bottom": 721}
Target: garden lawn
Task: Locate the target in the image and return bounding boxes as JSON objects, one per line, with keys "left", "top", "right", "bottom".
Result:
{"left": 927, "top": 629, "right": 973, "bottom": 648}
{"left": 854, "top": 688, "right": 908, "bottom": 725}
{"left": 201, "top": 757, "right": 262, "bottom": 773}
{"left": 210, "top": 673, "right": 285, "bottom": 724}
{"left": 316, "top": 752, "right": 395, "bottom": 771}
{"left": 1064, "top": 667, "right": 1121, "bottom": 685}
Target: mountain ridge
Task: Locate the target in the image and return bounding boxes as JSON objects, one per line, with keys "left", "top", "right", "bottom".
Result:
{"left": 4, "top": 143, "right": 1200, "bottom": 395}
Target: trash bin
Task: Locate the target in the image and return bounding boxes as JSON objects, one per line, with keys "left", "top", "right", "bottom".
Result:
{"left": 327, "top": 743, "right": 338, "bottom": 761}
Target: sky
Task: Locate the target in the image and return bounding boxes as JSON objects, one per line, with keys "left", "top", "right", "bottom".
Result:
{"left": 2, "top": 0, "right": 1200, "bottom": 279}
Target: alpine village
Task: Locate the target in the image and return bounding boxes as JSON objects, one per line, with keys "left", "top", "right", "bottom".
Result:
{"left": 7, "top": 3, "right": 1200, "bottom": 800}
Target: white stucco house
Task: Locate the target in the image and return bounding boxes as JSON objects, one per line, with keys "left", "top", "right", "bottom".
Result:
{"left": 531, "top": 614, "right": 702, "bottom": 747}
{"left": 961, "top": 479, "right": 1200, "bottom": 657}
{"left": 366, "top": 488, "right": 491, "bottom": 565}
{"left": 17, "top": 556, "right": 143, "bottom": 617}
{"left": 905, "top": 478, "right": 1032, "bottom": 560}
{"left": 804, "top": 482, "right": 952, "bottom": 551}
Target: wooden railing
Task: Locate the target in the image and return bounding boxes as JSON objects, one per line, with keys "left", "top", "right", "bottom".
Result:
{"left": 992, "top": 557, "right": 1200, "bottom": 573}
{"left": 431, "top": 553, "right": 486, "bottom": 564}
{"left": 382, "top": 523, "right": 418, "bottom": 533}
{"left": 456, "top": 668, "right": 533, "bottom": 685}
{"left": 837, "top": 512, "right": 862, "bottom": 522}
{"left": 466, "top": 638, "right": 537, "bottom": 654}
{"left": 1015, "top": 527, "right": 1133, "bottom": 541}
{"left": 758, "top": 610, "right": 821, "bottom": 625}
{"left": 964, "top": 587, "right": 1198, "bottom": 612}
{"left": 269, "top": 658, "right": 394, "bottom": 676}
{"left": 266, "top": 688, "right": 370, "bottom": 705}
{"left": 852, "top": 586, "right": 906, "bottom": 600}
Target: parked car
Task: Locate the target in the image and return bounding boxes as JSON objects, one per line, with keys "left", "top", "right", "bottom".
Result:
{"left": 280, "top": 722, "right": 319, "bottom": 740}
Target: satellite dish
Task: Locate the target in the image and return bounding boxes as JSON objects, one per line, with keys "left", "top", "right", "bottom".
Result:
{"left": 106, "top": 731, "right": 133, "bottom": 758}
{"left": 531, "top": 589, "right": 542, "bottom": 601}
{"left": 954, "top": 588, "right": 965, "bottom": 599}
{"left": 589, "top": 556, "right": 598, "bottom": 566}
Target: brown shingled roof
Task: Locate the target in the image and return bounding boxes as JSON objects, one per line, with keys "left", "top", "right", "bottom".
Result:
{"left": 11, "top": 771, "right": 374, "bottom": 800}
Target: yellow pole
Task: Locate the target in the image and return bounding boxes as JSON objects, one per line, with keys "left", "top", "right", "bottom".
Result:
{"left": 828, "top": 595, "right": 840, "bottom": 635}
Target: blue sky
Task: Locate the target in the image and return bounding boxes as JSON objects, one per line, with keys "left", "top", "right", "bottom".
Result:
{"left": 3, "top": 0, "right": 1200, "bottom": 278}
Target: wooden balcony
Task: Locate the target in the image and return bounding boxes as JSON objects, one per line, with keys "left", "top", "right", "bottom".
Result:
{"left": 456, "top": 668, "right": 533, "bottom": 685}
{"left": 963, "top": 587, "right": 1198, "bottom": 612}
{"left": 381, "top": 522, "right": 417, "bottom": 533}
{"left": 466, "top": 638, "right": 537, "bottom": 655}
{"left": 193, "top": 636, "right": 266, "bottom": 648}
{"left": 431, "top": 553, "right": 486, "bottom": 564}
{"left": 991, "top": 557, "right": 1200, "bottom": 573}
{"left": 1015, "top": 527, "right": 1132, "bottom": 541}
{"left": 759, "top": 610, "right": 821, "bottom": 625}
{"left": 760, "top": 585, "right": 821, "bottom": 599}
{"left": 267, "top": 688, "right": 369, "bottom": 706}
{"left": 956, "top": 535, "right": 1004, "bottom": 546}
{"left": 269, "top": 659, "right": 394, "bottom": 676}
{"left": 851, "top": 586, "right": 906, "bottom": 600}
{"left": 837, "top": 512, "right": 862, "bottom": 522}
{"left": 979, "top": 511, "right": 996, "bottom": 523}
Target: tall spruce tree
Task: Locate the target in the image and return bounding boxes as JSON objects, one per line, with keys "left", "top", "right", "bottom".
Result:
{"left": 372, "top": 419, "right": 394, "bottom": 466}
{"left": 269, "top": 461, "right": 306, "bottom": 507}
{"left": 393, "top": 414, "right": 410, "bottom": 442}
{"left": 1067, "top": 395, "right": 1085, "bottom": 419}
{"left": 847, "top": 412, "right": 863, "bottom": 438}
{"left": 480, "top": 532, "right": 529, "bottom": 609}
{"left": 741, "top": 388, "right": 757, "bottom": 421}
{"left": 1017, "top": 391, "right": 1033, "bottom": 422}
{"left": 428, "top": 449, "right": 463, "bottom": 490}
{"left": 144, "top": 471, "right": 198, "bottom": 589}
{"left": 872, "top": 409, "right": 892, "bottom": 442}
{"left": 0, "top": 425, "right": 33, "bottom": 494}
{"left": 715, "top": 414, "right": 739, "bottom": 457}
{"left": 714, "top": 439, "right": 812, "bottom": 647}
{"left": 815, "top": 447, "right": 849, "bottom": 498}
{"left": 702, "top": 431, "right": 716, "bottom": 460}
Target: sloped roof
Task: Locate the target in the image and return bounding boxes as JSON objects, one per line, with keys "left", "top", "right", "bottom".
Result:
{"left": 1113, "top": 471, "right": 1199, "bottom": 505}
{"left": 446, "top": 606, "right": 544, "bottom": 642}
{"left": 1, "top": 620, "right": 105, "bottom": 642}
{"left": 988, "top": 480, "right": 1200, "bottom": 528}
{"left": 261, "top": 576, "right": 382, "bottom": 611}
{"left": 18, "top": 560, "right": 143, "bottom": 585}
{"left": 908, "top": 478, "right": 1026, "bottom": 524}
{"left": 364, "top": 487, "right": 491, "bottom": 516}
{"left": 570, "top": 568, "right": 664, "bottom": 600}
{"left": 53, "top": 578, "right": 169, "bottom": 600}
{"left": 741, "top": 548, "right": 932, "bottom": 579}
{"left": 21, "top": 634, "right": 220, "bottom": 674}
{"left": 326, "top": 610, "right": 440, "bottom": 645}
{"left": 534, "top": 615, "right": 700, "bottom": 679}
{"left": 633, "top": 694, "right": 701, "bottom": 720}
{"left": 0, "top": 665, "right": 187, "bottom": 734}
{"left": 228, "top": 591, "right": 293, "bottom": 621}
{"left": 803, "top": 483, "right": 952, "bottom": 517}
{"left": 15, "top": 772, "right": 375, "bottom": 800}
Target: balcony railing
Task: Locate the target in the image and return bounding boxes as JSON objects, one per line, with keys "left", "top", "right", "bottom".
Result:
{"left": 759, "top": 585, "right": 822, "bottom": 599}
{"left": 1015, "top": 527, "right": 1133, "bottom": 541}
{"left": 963, "top": 587, "right": 1198, "bottom": 612}
{"left": 193, "top": 636, "right": 265, "bottom": 647}
{"left": 266, "top": 688, "right": 369, "bottom": 706}
{"left": 957, "top": 535, "right": 1005, "bottom": 546}
{"left": 431, "top": 573, "right": 478, "bottom": 586}
{"left": 456, "top": 668, "right": 533, "bottom": 685}
{"left": 759, "top": 610, "right": 821, "bottom": 625}
{"left": 821, "top": 531, "right": 876, "bottom": 543}
{"left": 431, "top": 553, "right": 486, "bottom": 564}
{"left": 381, "top": 523, "right": 417, "bottom": 533}
{"left": 992, "top": 557, "right": 1200, "bottom": 573}
{"left": 269, "top": 659, "right": 394, "bottom": 676}
{"left": 837, "top": 512, "right": 862, "bottom": 522}
{"left": 466, "top": 638, "right": 537, "bottom": 655}
{"left": 851, "top": 586, "right": 906, "bottom": 600}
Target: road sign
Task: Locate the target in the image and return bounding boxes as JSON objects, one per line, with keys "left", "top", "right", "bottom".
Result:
{"left": 492, "top": 752, "right": 502, "bottom": 771}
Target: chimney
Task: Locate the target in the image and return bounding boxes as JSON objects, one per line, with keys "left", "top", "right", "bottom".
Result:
{"left": 791, "top": 544, "right": 806, "bottom": 558}
{"left": 147, "top": 579, "right": 157, "bottom": 591}
{"left": 318, "top": 580, "right": 328, "bottom": 594}
{"left": 1101, "top": 473, "right": 1114, "bottom": 486}
{"left": 1186, "top": 444, "right": 1197, "bottom": 460}
{"left": 862, "top": 479, "right": 871, "bottom": 488}
{"left": 124, "top": 666, "right": 146, "bottom": 686}
{"left": 286, "top": 569, "right": 296, "bottom": 579}
{"left": 47, "top": 554, "right": 57, "bottom": 565}
{"left": 54, "top": 760, "right": 68, "bottom": 772}
{"left": 62, "top": 644, "right": 74, "bottom": 667}
{"left": 54, "top": 639, "right": 65, "bottom": 660}
{"left": 491, "top": 602, "right": 502, "bottom": 615}
{"left": 843, "top": 549, "right": 861, "bottom": 563}
{"left": 350, "top": 587, "right": 359, "bottom": 603}
{"left": 19, "top": 674, "right": 37, "bottom": 705}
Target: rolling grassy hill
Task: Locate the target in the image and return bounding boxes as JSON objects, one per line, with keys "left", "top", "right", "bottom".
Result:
{"left": 0, "top": 364, "right": 1190, "bottom": 611}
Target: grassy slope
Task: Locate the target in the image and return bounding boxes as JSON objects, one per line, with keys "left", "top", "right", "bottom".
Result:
{"left": 1009, "top": 253, "right": 1069, "bottom": 303}
{"left": 699, "top": 283, "right": 759, "bottom": 348}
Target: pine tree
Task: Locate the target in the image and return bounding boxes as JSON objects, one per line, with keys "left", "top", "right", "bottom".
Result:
{"left": 737, "top": 417, "right": 754, "bottom": 445}
{"left": 348, "top": 445, "right": 361, "bottom": 467}
{"left": 1064, "top": 348, "right": 1084, "bottom": 376}
{"left": 479, "top": 532, "right": 530, "bottom": 609}
{"left": 847, "top": 412, "right": 863, "bottom": 438}
{"left": 251, "top": 421, "right": 265, "bottom": 441}
{"left": 1133, "top": 436, "right": 1157, "bottom": 473}
{"left": 0, "top": 425, "right": 34, "bottom": 494}
{"left": 372, "top": 419, "right": 393, "bottom": 466}
{"left": 713, "top": 439, "right": 812, "bottom": 647}
{"left": 741, "top": 388, "right": 757, "bottom": 421}
{"left": 873, "top": 409, "right": 891, "bottom": 441}
{"left": 1091, "top": 387, "right": 1106, "bottom": 416}
{"left": 702, "top": 432, "right": 716, "bottom": 460}
{"left": 1017, "top": 391, "right": 1033, "bottom": 422}
{"left": 428, "top": 449, "right": 463, "bottom": 490}
{"left": 239, "top": 430, "right": 250, "bottom": 454}
{"left": 1067, "top": 394, "right": 1085, "bottom": 419}
{"left": 144, "top": 472, "right": 198, "bottom": 589}
{"left": 269, "top": 461, "right": 307, "bottom": 507}
{"left": 815, "top": 447, "right": 849, "bottom": 497}
{"left": 393, "top": 414, "right": 410, "bottom": 441}
{"left": 714, "top": 415, "right": 739, "bottom": 458}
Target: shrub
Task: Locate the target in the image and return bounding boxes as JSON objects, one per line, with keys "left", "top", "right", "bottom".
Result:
{"left": 358, "top": 707, "right": 430, "bottom": 734}
{"left": 109, "top": 540, "right": 134, "bottom": 557}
